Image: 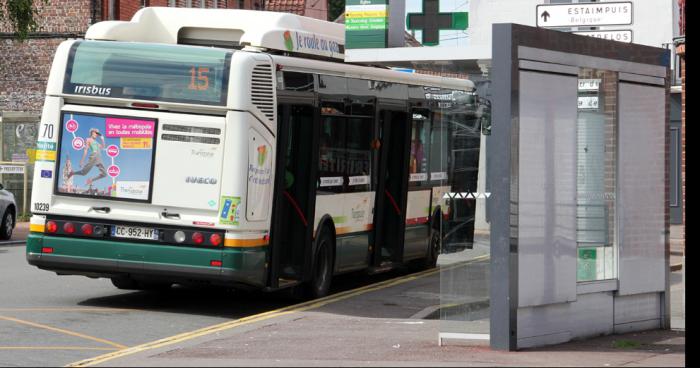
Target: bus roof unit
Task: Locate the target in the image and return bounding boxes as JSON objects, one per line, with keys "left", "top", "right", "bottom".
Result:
{"left": 84, "top": 7, "right": 345, "bottom": 60}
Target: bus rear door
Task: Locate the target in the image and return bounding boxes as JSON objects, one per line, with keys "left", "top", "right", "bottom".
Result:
{"left": 268, "top": 102, "right": 318, "bottom": 288}
{"left": 372, "top": 108, "right": 411, "bottom": 268}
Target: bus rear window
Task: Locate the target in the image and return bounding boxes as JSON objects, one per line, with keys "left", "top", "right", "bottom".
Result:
{"left": 63, "top": 41, "right": 231, "bottom": 106}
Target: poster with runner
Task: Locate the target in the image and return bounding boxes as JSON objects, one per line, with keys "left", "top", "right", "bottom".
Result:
{"left": 56, "top": 112, "right": 156, "bottom": 201}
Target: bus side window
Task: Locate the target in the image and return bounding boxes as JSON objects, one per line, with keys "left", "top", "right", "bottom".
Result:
{"left": 409, "top": 109, "right": 430, "bottom": 188}
{"left": 318, "top": 115, "right": 346, "bottom": 194}
{"left": 345, "top": 117, "right": 372, "bottom": 193}
{"left": 282, "top": 72, "right": 314, "bottom": 92}
{"left": 429, "top": 112, "right": 449, "bottom": 185}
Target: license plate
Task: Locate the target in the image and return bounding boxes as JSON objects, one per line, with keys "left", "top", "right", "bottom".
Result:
{"left": 111, "top": 225, "right": 159, "bottom": 240}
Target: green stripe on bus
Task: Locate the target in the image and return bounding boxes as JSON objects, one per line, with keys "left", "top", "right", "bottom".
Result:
{"left": 27, "top": 234, "right": 266, "bottom": 272}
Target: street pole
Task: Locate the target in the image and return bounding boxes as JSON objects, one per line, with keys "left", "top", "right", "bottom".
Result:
{"left": 23, "top": 163, "right": 27, "bottom": 215}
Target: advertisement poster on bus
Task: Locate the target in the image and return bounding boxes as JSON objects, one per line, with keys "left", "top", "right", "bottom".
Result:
{"left": 56, "top": 112, "right": 156, "bottom": 201}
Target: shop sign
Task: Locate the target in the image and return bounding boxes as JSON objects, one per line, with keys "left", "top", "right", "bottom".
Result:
{"left": 578, "top": 79, "right": 601, "bottom": 91}
{"left": 578, "top": 96, "right": 599, "bottom": 110}
{"left": 11, "top": 153, "right": 29, "bottom": 163}
{"left": 406, "top": 0, "right": 468, "bottom": 46}
{"left": 577, "top": 248, "right": 598, "bottom": 281}
{"left": 0, "top": 165, "right": 25, "bottom": 174}
{"left": 345, "top": 0, "right": 388, "bottom": 49}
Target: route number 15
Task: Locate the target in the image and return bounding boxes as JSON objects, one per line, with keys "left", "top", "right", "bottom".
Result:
{"left": 188, "top": 66, "right": 210, "bottom": 91}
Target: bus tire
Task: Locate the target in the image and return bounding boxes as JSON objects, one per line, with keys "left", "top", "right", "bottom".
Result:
{"left": 0, "top": 209, "right": 14, "bottom": 240}
{"left": 424, "top": 229, "right": 440, "bottom": 269}
{"left": 307, "top": 229, "right": 333, "bottom": 299}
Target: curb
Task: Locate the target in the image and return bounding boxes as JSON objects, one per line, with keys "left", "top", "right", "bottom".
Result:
{"left": 0, "top": 240, "right": 26, "bottom": 246}
{"left": 671, "top": 263, "right": 683, "bottom": 272}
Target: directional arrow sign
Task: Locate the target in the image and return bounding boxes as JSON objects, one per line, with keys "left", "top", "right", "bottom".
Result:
{"left": 536, "top": 2, "right": 632, "bottom": 28}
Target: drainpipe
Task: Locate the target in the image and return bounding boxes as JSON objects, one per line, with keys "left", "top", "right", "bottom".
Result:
{"left": 90, "top": 0, "right": 97, "bottom": 24}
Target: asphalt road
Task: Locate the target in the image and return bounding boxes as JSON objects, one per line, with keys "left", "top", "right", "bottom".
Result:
{"left": 0, "top": 243, "right": 418, "bottom": 367}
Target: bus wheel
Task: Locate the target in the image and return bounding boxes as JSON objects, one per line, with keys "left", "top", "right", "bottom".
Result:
{"left": 424, "top": 229, "right": 440, "bottom": 269}
{"left": 308, "top": 230, "right": 333, "bottom": 299}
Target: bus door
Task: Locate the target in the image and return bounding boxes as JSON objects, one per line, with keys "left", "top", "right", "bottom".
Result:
{"left": 268, "top": 103, "right": 318, "bottom": 288}
{"left": 372, "top": 108, "right": 411, "bottom": 267}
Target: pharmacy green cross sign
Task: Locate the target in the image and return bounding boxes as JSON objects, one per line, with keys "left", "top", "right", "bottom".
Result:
{"left": 406, "top": 0, "right": 468, "bottom": 46}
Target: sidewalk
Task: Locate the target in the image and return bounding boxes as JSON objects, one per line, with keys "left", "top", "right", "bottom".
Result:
{"left": 670, "top": 225, "right": 684, "bottom": 271}
{"left": 92, "top": 323, "right": 685, "bottom": 367}
{"left": 79, "top": 252, "right": 684, "bottom": 367}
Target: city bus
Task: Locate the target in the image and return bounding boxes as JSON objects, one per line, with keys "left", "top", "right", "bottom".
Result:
{"left": 27, "top": 7, "right": 486, "bottom": 298}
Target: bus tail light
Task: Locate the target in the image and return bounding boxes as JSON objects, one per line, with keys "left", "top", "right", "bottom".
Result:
{"left": 192, "top": 232, "right": 204, "bottom": 245}
{"left": 42, "top": 247, "right": 54, "bottom": 253}
{"left": 210, "top": 260, "right": 222, "bottom": 267}
{"left": 46, "top": 221, "right": 58, "bottom": 234}
{"left": 81, "top": 224, "right": 94, "bottom": 235}
{"left": 209, "top": 233, "right": 222, "bottom": 246}
{"left": 63, "top": 222, "right": 76, "bottom": 234}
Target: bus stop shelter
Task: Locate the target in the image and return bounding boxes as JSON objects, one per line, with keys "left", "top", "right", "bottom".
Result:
{"left": 347, "top": 23, "right": 671, "bottom": 351}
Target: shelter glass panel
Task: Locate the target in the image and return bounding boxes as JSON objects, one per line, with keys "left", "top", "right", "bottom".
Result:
{"left": 436, "top": 82, "right": 491, "bottom": 343}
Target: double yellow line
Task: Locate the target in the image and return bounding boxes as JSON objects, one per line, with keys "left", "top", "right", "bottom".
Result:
{"left": 68, "top": 255, "right": 489, "bottom": 367}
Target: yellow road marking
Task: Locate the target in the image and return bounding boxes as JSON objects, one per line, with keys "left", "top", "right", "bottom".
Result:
{"left": 67, "top": 255, "right": 489, "bottom": 367}
{"left": 0, "top": 347, "right": 118, "bottom": 351}
{"left": 0, "top": 315, "right": 128, "bottom": 350}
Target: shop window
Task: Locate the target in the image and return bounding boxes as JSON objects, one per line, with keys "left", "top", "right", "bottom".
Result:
{"left": 0, "top": 113, "right": 39, "bottom": 214}
{"left": 576, "top": 68, "right": 618, "bottom": 282}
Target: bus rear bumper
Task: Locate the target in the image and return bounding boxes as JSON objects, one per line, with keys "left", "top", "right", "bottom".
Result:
{"left": 26, "top": 233, "right": 267, "bottom": 288}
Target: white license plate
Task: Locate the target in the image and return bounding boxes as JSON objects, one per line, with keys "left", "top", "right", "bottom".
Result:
{"left": 111, "top": 225, "right": 159, "bottom": 240}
